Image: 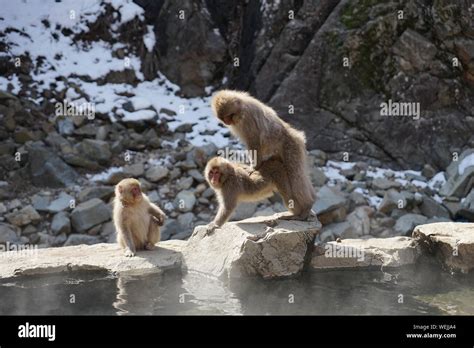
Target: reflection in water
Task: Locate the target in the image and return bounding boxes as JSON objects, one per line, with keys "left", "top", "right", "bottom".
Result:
{"left": 0, "top": 262, "right": 473, "bottom": 315}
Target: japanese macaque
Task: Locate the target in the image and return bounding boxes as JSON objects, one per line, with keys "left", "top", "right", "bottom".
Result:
{"left": 205, "top": 156, "right": 277, "bottom": 233}
{"left": 211, "top": 90, "right": 316, "bottom": 220}
{"left": 113, "top": 178, "right": 166, "bottom": 257}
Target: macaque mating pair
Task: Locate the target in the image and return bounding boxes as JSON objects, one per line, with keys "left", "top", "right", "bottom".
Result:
{"left": 205, "top": 90, "right": 317, "bottom": 233}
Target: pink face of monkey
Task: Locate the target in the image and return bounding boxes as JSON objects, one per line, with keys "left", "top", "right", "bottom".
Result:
{"left": 208, "top": 167, "right": 221, "bottom": 187}
{"left": 116, "top": 178, "right": 143, "bottom": 204}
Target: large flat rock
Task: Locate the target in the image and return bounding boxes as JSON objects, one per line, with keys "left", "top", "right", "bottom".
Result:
{"left": 0, "top": 240, "right": 185, "bottom": 279}
{"left": 311, "top": 236, "right": 420, "bottom": 270}
{"left": 182, "top": 214, "right": 321, "bottom": 280}
{"left": 413, "top": 222, "right": 474, "bottom": 273}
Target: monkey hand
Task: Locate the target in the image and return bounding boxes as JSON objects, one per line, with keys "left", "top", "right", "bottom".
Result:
{"left": 151, "top": 215, "right": 165, "bottom": 226}
{"left": 124, "top": 248, "right": 135, "bottom": 257}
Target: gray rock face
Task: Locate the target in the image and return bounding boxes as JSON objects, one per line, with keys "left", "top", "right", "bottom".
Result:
{"left": 5, "top": 205, "right": 41, "bottom": 227}
{"left": 46, "top": 192, "right": 74, "bottom": 213}
{"left": 440, "top": 149, "right": 474, "bottom": 198}
{"left": 145, "top": 166, "right": 169, "bottom": 182}
{"left": 0, "top": 223, "right": 19, "bottom": 244}
{"left": 394, "top": 213, "right": 428, "bottom": 236}
{"left": 51, "top": 211, "right": 71, "bottom": 235}
{"left": 313, "top": 186, "right": 347, "bottom": 225}
{"left": 77, "top": 186, "right": 114, "bottom": 203}
{"left": 458, "top": 190, "right": 474, "bottom": 221}
{"left": 27, "top": 143, "right": 79, "bottom": 187}
{"left": 0, "top": 241, "right": 185, "bottom": 278}
{"left": 312, "top": 236, "right": 420, "bottom": 269}
{"left": 182, "top": 214, "right": 321, "bottom": 280}
{"left": 76, "top": 139, "right": 112, "bottom": 164}
{"left": 174, "top": 190, "right": 196, "bottom": 212}
{"left": 419, "top": 196, "right": 450, "bottom": 219}
{"left": 378, "top": 190, "right": 415, "bottom": 214}
{"left": 413, "top": 222, "right": 474, "bottom": 273}
{"left": 70, "top": 198, "right": 111, "bottom": 233}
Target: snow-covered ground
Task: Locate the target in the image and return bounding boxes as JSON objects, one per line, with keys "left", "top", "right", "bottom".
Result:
{"left": 0, "top": 0, "right": 228, "bottom": 147}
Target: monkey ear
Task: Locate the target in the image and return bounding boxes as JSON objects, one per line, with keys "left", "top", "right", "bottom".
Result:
{"left": 118, "top": 185, "right": 123, "bottom": 193}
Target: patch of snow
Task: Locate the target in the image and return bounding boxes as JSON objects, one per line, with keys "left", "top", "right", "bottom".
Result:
{"left": 119, "top": 109, "right": 156, "bottom": 121}
{"left": 143, "top": 25, "right": 155, "bottom": 52}
{"left": 428, "top": 172, "right": 446, "bottom": 190}
{"left": 0, "top": 75, "right": 21, "bottom": 94}
{"left": 458, "top": 153, "right": 474, "bottom": 175}
{"left": 130, "top": 96, "right": 152, "bottom": 110}
{"left": 87, "top": 166, "right": 122, "bottom": 182}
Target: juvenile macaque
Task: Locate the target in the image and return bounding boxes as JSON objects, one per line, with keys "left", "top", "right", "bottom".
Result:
{"left": 113, "top": 178, "right": 166, "bottom": 257}
{"left": 211, "top": 90, "right": 316, "bottom": 220}
{"left": 205, "top": 156, "right": 277, "bottom": 233}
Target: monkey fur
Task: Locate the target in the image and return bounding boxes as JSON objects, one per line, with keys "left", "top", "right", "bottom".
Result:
{"left": 113, "top": 178, "right": 166, "bottom": 257}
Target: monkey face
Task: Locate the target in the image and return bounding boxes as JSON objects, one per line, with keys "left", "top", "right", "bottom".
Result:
{"left": 116, "top": 178, "right": 143, "bottom": 204}
{"left": 213, "top": 92, "right": 242, "bottom": 126}
{"left": 208, "top": 167, "right": 221, "bottom": 187}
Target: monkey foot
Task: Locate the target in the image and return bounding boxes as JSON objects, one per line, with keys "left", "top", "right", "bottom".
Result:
{"left": 124, "top": 248, "right": 135, "bottom": 257}
{"left": 144, "top": 243, "right": 155, "bottom": 250}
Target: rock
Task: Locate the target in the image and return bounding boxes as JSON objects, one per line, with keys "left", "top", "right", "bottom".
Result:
{"left": 187, "top": 143, "right": 218, "bottom": 167}
{"left": 31, "top": 194, "right": 52, "bottom": 212}
{"left": 27, "top": 143, "right": 79, "bottom": 187}
{"left": 52, "top": 233, "right": 68, "bottom": 247}
{"left": 230, "top": 202, "right": 258, "bottom": 221}
{"left": 458, "top": 190, "right": 474, "bottom": 221}
{"left": 76, "top": 139, "right": 112, "bottom": 164}
{"left": 394, "top": 214, "right": 428, "bottom": 236}
{"left": 392, "top": 29, "right": 437, "bottom": 71}
{"left": 77, "top": 186, "right": 114, "bottom": 203}
{"left": 312, "top": 237, "right": 420, "bottom": 270}
{"left": 372, "top": 177, "right": 401, "bottom": 190}
{"left": 187, "top": 169, "right": 204, "bottom": 182}
{"left": 313, "top": 186, "right": 347, "bottom": 224}
{"left": 311, "top": 167, "right": 328, "bottom": 187}
{"left": 5, "top": 206, "right": 41, "bottom": 227}
{"left": 419, "top": 196, "right": 450, "bottom": 219}
{"left": 318, "top": 221, "right": 352, "bottom": 242}
{"left": 161, "top": 219, "right": 180, "bottom": 240}
{"left": 413, "top": 222, "right": 474, "bottom": 273}
{"left": 123, "top": 163, "right": 145, "bottom": 177}
{"left": 56, "top": 117, "right": 75, "bottom": 135}
{"left": 46, "top": 192, "right": 74, "bottom": 213}
{"left": 64, "top": 234, "right": 102, "bottom": 246}
{"left": 174, "top": 191, "right": 196, "bottom": 212}
{"left": 159, "top": 108, "right": 177, "bottom": 117}
{"left": 346, "top": 206, "right": 373, "bottom": 236}
{"left": 309, "top": 150, "right": 328, "bottom": 166}
{"left": 175, "top": 123, "right": 194, "bottom": 133}
{"left": 177, "top": 212, "right": 194, "bottom": 229}
{"left": 422, "top": 164, "right": 437, "bottom": 180}
{"left": 51, "top": 211, "right": 71, "bottom": 235}
{"left": 70, "top": 198, "right": 111, "bottom": 233}
{"left": 0, "top": 241, "right": 185, "bottom": 278}
{"left": 0, "top": 223, "right": 19, "bottom": 243}
{"left": 378, "top": 190, "right": 415, "bottom": 214}
{"left": 100, "top": 221, "right": 115, "bottom": 237}
{"left": 171, "top": 230, "right": 193, "bottom": 240}
{"left": 176, "top": 177, "right": 193, "bottom": 190}
{"left": 145, "top": 166, "right": 169, "bottom": 182}
{"left": 440, "top": 149, "right": 474, "bottom": 198}
{"left": 183, "top": 214, "right": 321, "bottom": 280}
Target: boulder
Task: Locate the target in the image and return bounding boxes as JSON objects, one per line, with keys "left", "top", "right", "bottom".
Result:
{"left": 458, "top": 189, "right": 474, "bottom": 221}
{"left": 145, "top": 166, "right": 169, "bottom": 182}
{"left": 0, "top": 240, "right": 185, "bottom": 278}
{"left": 77, "top": 186, "right": 114, "bottom": 203}
{"left": 312, "top": 237, "right": 420, "bottom": 270}
{"left": 182, "top": 214, "right": 321, "bottom": 280}
{"left": 27, "top": 143, "right": 79, "bottom": 187}
{"left": 70, "top": 198, "right": 111, "bottom": 233}
{"left": 440, "top": 149, "right": 474, "bottom": 198}
{"left": 76, "top": 139, "right": 112, "bottom": 164}
{"left": 174, "top": 190, "right": 196, "bottom": 212}
{"left": 419, "top": 195, "right": 450, "bottom": 219}
{"left": 313, "top": 186, "right": 347, "bottom": 225}
{"left": 5, "top": 205, "right": 41, "bottom": 227}
{"left": 63, "top": 234, "right": 102, "bottom": 246}
{"left": 413, "top": 222, "right": 474, "bottom": 273}
{"left": 394, "top": 214, "right": 428, "bottom": 236}
{"left": 0, "top": 223, "right": 19, "bottom": 244}
{"left": 51, "top": 211, "right": 71, "bottom": 236}
{"left": 46, "top": 192, "right": 74, "bottom": 213}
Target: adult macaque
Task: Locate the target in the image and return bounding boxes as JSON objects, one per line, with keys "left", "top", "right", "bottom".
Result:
{"left": 211, "top": 90, "right": 316, "bottom": 220}
{"left": 113, "top": 178, "right": 165, "bottom": 257}
{"left": 204, "top": 156, "right": 277, "bottom": 233}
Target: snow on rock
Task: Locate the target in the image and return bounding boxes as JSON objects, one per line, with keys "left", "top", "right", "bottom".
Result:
{"left": 143, "top": 25, "right": 156, "bottom": 52}
{"left": 458, "top": 153, "right": 474, "bottom": 175}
